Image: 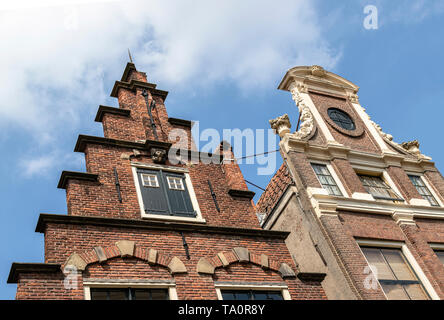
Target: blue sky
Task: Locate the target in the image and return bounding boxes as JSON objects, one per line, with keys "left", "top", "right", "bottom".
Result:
{"left": 1, "top": 0, "right": 444, "bottom": 299}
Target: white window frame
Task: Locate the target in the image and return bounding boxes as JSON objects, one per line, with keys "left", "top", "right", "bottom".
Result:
{"left": 167, "top": 176, "right": 185, "bottom": 191}
{"left": 356, "top": 239, "right": 440, "bottom": 300}
{"left": 131, "top": 163, "right": 205, "bottom": 224}
{"left": 141, "top": 173, "right": 159, "bottom": 188}
{"left": 405, "top": 172, "right": 443, "bottom": 207}
{"left": 310, "top": 160, "right": 349, "bottom": 197}
{"left": 83, "top": 279, "right": 178, "bottom": 300}
{"left": 214, "top": 282, "right": 291, "bottom": 300}
{"left": 353, "top": 165, "right": 405, "bottom": 202}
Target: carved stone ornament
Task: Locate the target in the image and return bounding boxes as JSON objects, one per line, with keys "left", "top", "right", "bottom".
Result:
{"left": 347, "top": 92, "right": 359, "bottom": 103}
{"left": 368, "top": 110, "right": 430, "bottom": 159}
{"left": 151, "top": 148, "right": 167, "bottom": 164}
{"left": 370, "top": 120, "right": 393, "bottom": 141}
{"left": 311, "top": 65, "right": 326, "bottom": 77}
{"left": 287, "top": 85, "right": 315, "bottom": 140}
{"left": 269, "top": 114, "right": 291, "bottom": 138}
{"left": 401, "top": 140, "right": 421, "bottom": 155}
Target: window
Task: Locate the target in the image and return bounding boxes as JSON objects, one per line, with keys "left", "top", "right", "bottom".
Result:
{"left": 311, "top": 163, "right": 343, "bottom": 196}
{"left": 327, "top": 108, "right": 355, "bottom": 131}
{"left": 167, "top": 176, "right": 184, "bottom": 190}
{"left": 141, "top": 174, "right": 159, "bottom": 187}
{"left": 221, "top": 290, "right": 284, "bottom": 300}
{"left": 136, "top": 168, "right": 196, "bottom": 217}
{"left": 90, "top": 288, "right": 168, "bottom": 300}
{"left": 358, "top": 174, "right": 403, "bottom": 202}
{"left": 408, "top": 175, "right": 439, "bottom": 206}
{"left": 360, "top": 247, "right": 428, "bottom": 300}
{"left": 435, "top": 251, "right": 444, "bottom": 265}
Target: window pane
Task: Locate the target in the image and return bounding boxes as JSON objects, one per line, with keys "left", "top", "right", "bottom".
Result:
{"left": 252, "top": 291, "right": 284, "bottom": 300}
{"left": 108, "top": 289, "right": 128, "bottom": 300}
{"left": 435, "top": 251, "right": 444, "bottom": 265}
{"left": 233, "top": 292, "right": 251, "bottom": 300}
{"left": 380, "top": 283, "right": 409, "bottom": 300}
{"left": 408, "top": 175, "right": 439, "bottom": 206}
{"left": 252, "top": 292, "right": 268, "bottom": 300}
{"left": 151, "top": 289, "right": 169, "bottom": 300}
{"left": 358, "top": 174, "right": 401, "bottom": 200}
{"left": 221, "top": 292, "right": 235, "bottom": 300}
{"left": 133, "top": 289, "right": 151, "bottom": 300}
{"left": 311, "top": 163, "right": 343, "bottom": 196}
{"left": 361, "top": 247, "right": 395, "bottom": 280}
{"left": 382, "top": 249, "right": 415, "bottom": 281}
{"left": 221, "top": 290, "right": 283, "bottom": 300}
{"left": 90, "top": 289, "right": 109, "bottom": 300}
{"left": 404, "top": 284, "right": 428, "bottom": 300}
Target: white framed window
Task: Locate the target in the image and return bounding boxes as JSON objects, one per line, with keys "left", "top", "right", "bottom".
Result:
{"left": 353, "top": 166, "right": 404, "bottom": 203}
{"left": 214, "top": 282, "right": 291, "bottom": 300}
{"left": 83, "top": 279, "right": 178, "bottom": 300}
{"left": 407, "top": 174, "right": 442, "bottom": 207}
{"left": 167, "top": 176, "right": 184, "bottom": 191}
{"left": 141, "top": 173, "right": 159, "bottom": 188}
{"left": 131, "top": 163, "right": 205, "bottom": 223}
{"left": 357, "top": 239, "right": 440, "bottom": 300}
{"left": 310, "top": 161, "right": 348, "bottom": 197}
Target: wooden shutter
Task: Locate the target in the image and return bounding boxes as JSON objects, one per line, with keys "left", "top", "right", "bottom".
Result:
{"left": 137, "top": 168, "right": 170, "bottom": 215}
{"left": 162, "top": 172, "right": 196, "bottom": 217}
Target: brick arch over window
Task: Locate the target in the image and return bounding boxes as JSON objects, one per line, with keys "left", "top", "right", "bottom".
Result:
{"left": 63, "top": 240, "right": 187, "bottom": 275}
{"left": 196, "top": 247, "right": 296, "bottom": 279}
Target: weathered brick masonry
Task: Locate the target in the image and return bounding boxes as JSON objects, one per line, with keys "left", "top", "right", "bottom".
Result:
{"left": 8, "top": 62, "right": 326, "bottom": 300}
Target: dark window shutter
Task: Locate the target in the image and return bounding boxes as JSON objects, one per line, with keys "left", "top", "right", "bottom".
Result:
{"left": 137, "top": 169, "right": 170, "bottom": 215}
{"left": 162, "top": 172, "right": 196, "bottom": 217}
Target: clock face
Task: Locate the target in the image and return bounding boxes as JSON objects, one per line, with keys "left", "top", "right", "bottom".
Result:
{"left": 327, "top": 108, "right": 356, "bottom": 131}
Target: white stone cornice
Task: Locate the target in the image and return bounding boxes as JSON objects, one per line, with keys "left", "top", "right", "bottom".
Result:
{"left": 309, "top": 194, "right": 444, "bottom": 220}
{"left": 382, "top": 152, "right": 404, "bottom": 167}
{"left": 278, "top": 65, "right": 359, "bottom": 97}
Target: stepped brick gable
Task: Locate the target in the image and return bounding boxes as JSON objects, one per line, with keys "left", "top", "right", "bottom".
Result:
{"left": 8, "top": 62, "right": 327, "bottom": 300}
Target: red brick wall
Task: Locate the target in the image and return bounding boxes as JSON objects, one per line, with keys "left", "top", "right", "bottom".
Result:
{"left": 27, "top": 222, "right": 326, "bottom": 300}
{"left": 339, "top": 211, "right": 444, "bottom": 298}
{"left": 308, "top": 92, "right": 381, "bottom": 154}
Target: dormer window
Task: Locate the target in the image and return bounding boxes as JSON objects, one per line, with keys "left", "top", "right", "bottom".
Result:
{"left": 327, "top": 108, "right": 355, "bottom": 131}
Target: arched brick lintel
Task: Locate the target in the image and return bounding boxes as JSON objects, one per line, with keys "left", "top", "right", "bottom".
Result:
{"left": 63, "top": 240, "right": 187, "bottom": 275}
{"left": 196, "top": 247, "right": 296, "bottom": 279}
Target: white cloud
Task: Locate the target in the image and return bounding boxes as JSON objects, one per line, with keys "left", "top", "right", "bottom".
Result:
{"left": 0, "top": 0, "right": 340, "bottom": 137}
{"left": 19, "top": 151, "right": 84, "bottom": 177}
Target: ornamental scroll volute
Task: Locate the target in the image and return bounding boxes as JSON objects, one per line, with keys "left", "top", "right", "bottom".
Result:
{"left": 269, "top": 82, "right": 315, "bottom": 140}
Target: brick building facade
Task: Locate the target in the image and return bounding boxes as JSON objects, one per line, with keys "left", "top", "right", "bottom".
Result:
{"left": 7, "top": 62, "right": 327, "bottom": 300}
{"left": 259, "top": 65, "right": 444, "bottom": 300}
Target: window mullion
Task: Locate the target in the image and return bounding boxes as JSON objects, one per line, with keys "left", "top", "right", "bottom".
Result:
{"left": 379, "top": 249, "right": 398, "bottom": 281}
{"left": 159, "top": 170, "right": 174, "bottom": 215}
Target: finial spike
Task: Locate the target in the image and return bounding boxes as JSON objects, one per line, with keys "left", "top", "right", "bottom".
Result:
{"left": 128, "top": 48, "right": 133, "bottom": 63}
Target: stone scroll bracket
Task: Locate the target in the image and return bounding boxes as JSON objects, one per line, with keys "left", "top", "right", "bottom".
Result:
{"left": 63, "top": 240, "right": 187, "bottom": 276}
{"left": 196, "top": 247, "right": 296, "bottom": 279}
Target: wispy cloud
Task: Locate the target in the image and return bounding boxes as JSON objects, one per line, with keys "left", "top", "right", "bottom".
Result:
{"left": 0, "top": 0, "right": 339, "bottom": 134}
{"left": 19, "top": 151, "right": 84, "bottom": 178}
{"left": 1, "top": 0, "right": 342, "bottom": 178}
